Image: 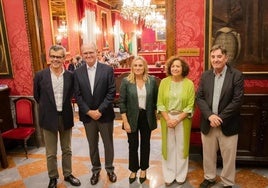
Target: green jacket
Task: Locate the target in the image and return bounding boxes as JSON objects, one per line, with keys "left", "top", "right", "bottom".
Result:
{"left": 119, "top": 75, "right": 158, "bottom": 132}
{"left": 157, "top": 76, "right": 195, "bottom": 160}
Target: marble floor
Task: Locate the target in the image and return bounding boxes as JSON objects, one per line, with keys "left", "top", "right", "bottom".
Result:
{"left": 1, "top": 109, "right": 268, "bottom": 188}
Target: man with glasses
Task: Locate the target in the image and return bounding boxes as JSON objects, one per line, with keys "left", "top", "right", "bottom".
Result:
{"left": 34, "top": 45, "right": 81, "bottom": 188}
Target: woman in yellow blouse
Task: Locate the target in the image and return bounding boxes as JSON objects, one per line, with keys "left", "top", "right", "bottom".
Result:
{"left": 157, "top": 56, "right": 195, "bottom": 186}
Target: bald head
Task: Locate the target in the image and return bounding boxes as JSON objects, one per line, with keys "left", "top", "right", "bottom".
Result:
{"left": 81, "top": 42, "right": 97, "bottom": 52}
{"left": 81, "top": 43, "right": 98, "bottom": 66}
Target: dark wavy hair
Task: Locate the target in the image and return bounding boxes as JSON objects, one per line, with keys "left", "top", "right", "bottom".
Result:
{"left": 165, "top": 56, "right": 189, "bottom": 77}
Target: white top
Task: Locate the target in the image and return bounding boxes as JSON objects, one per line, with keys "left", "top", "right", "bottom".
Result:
{"left": 87, "top": 62, "right": 97, "bottom": 94}
{"left": 51, "top": 69, "right": 64, "bottom": 112}
{"left": 137, "top": 84, "right": 146, "bottom": 110}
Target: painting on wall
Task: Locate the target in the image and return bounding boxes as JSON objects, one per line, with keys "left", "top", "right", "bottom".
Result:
{"left": 0, "top": 0, "right": 13, "bottom": 78}
{"left": 156, "top": 30, "right": 166, "bottom": 41}
{"left": 205, "top": 0, "right": 268, "bottom": 74}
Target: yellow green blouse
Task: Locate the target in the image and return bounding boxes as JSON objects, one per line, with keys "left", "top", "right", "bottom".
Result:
{"left": 157, "top": 76, "right": 195, "bottom": 160}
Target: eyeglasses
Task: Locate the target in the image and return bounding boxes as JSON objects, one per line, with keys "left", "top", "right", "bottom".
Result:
{"left": 82, "top": 51, "right": 95, "bottom": 55}
{"left": 50, "top": 55, "right": 64, "bottom": 59}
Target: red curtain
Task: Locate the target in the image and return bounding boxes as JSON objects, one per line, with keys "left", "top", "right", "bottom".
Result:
{"left": 77, "top": 0, "right": 97, "bottom": 21}
{"left": 76, "top": 0, "right": 84, "bottom": 21}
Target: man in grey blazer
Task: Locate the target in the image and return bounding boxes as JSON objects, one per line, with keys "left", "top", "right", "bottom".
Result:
{"left": 196, "top": 44, "right": 244, "bottom": 188}
{"left": 34, "top": 45, "right": 81, "bottom": 188}
{"left": 74, "top": 43, "right": 117, "bottom": 185}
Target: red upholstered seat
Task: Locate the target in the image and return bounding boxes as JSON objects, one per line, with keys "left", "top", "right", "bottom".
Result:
{"left": 190, "top": 106, "right": 202, "bottom": 146}
{"left": 1, "top": 97, "right": 37, "bottom": 159}
{"left": 2, "top": 127, "right": 35, "bottom": 140}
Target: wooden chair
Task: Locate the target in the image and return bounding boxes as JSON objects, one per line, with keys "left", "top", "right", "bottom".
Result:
{"left": 1, "top": 97, "right": 37, "bottom": 159}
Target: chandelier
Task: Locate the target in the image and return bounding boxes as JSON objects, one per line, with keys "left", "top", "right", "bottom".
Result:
{"left": 121, "top": 0, "right": 152, "bottom": 24}
{"left": 144, "top": 5, "right": 166, "bottom": 31}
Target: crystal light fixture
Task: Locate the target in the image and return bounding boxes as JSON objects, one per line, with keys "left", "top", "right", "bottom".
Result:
{"left": 121, "top": 0, "right": 152, "bottom": 24}
{"left": 144, "top": 5, "right": 166, "bottom": 31}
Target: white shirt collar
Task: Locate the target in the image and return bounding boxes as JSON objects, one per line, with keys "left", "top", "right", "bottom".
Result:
{"left": 86, "top": 61, "right": 97, "bottom": 69}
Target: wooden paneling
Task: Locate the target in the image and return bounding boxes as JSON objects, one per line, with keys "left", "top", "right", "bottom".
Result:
{"left": 237, "top": 94, "right": 268, "bottom": 163}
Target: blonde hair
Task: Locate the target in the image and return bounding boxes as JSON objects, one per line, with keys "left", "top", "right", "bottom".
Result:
{"left": 127, "top": 56, "right": 149, "bottom": 84}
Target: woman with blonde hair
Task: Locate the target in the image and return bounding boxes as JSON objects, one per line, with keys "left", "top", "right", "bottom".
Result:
{"left": 119, "top": 56, "right": 158, "bottom": 184}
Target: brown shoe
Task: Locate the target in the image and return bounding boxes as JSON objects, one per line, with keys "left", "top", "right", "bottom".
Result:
{"left": 165, "top": 182, "right": 172, "bottom": 187}
{"left": 107, "top": 172, "right": 117, "bottom": 183}
{"left": 90, "top": 172, "right": 100, "bottom": 185}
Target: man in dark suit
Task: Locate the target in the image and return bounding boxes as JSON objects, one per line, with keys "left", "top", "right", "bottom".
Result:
{"left": 74, "top": 43, "right": 117, "bottom": 185}
{"left": 34, "top": 45, "right": 81, "bottom": 188}
{"left": 196, "top": 44, "right": 244, "bottom": 188}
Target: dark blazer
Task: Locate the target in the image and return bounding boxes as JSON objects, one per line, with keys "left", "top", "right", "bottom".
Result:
{"left": 119, "top": 75, "right": 158, "bottom": 132}
{"left": 33, "top": 68, "right": 74, "bottom": 132}
{"left": 74, "top": 62, "right": 116, "bottom": 123}
{"left": 196, "top": 65, "right": 244, "bottom": 136}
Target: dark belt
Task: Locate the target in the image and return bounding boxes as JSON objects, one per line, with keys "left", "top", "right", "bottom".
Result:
{"left": 139, "top": 108, "right": 146, "bottom": 112}
{"left": 57, "top": 111, "right": 63, "bottom": 116}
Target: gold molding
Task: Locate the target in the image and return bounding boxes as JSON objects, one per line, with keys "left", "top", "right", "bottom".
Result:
{"left": 166, "top": 0, "right": 176, "bottom": 59}
{"left": 24, "top": 0, "right": 46, "bottom": 72}
{"left": 0, "top": 0, "right": 13, "bottom": 78}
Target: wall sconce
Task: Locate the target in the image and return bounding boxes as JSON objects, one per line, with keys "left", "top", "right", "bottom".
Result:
{"left": 95, "top": 26, "right": 101, "bottom": 34}
{"left": 109, "top": 28, "right": 114, "bottom": 35}
{"left": 135, "top": 30, "right": 142, "bottom": 36}
{"left": 57, "top": 21, "right": 68, "bottom": 36}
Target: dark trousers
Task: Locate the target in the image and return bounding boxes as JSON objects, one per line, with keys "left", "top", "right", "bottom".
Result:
{"left": 84, "top": 120, "right": 115, "bottom": 174}
{"left": 127, "top": 109, "right": 152, "bottom": 172}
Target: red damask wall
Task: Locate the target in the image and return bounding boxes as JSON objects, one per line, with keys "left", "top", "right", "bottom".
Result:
{"left": 0, "top": 0, "right": 33, "bottom": 95}
{"left": 175, "top": 0, "right": 205, "bottom": 89}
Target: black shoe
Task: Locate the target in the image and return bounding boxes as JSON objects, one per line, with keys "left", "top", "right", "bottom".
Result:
{"left": 107, "top": 172, "right": 117, "bottom": 183}
{"left": 139, "top": 176, "right": 147, "bottom": 184}
{"left": 90, "top": 172, "right": 100, "bottom": 185}
{"left": 64, "top": 174, "right": 81, "bottom": 186}
{"left": 139, "top": 170, "right": 147, "bottom": 184}
{"left": 200, "top": 179, "right": 216, "bottom": 188}
{"left": 129, "top": 172, "right": 137, "bottom": 184}
{"left": 48, "top": 178, "right": 57, "bottom": 188}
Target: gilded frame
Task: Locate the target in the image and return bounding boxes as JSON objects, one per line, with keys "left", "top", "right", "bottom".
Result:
{"left": 205, "top": 0, "right": 268, "bottom": 75}
{"left": 101, "top": 11, "right": 109, "bottom": 49}
{"left": 0, "top": 0, "right": 13, "bottom": 78}
{"left": 49, "top": 0, "right": 69, "bottom": 51}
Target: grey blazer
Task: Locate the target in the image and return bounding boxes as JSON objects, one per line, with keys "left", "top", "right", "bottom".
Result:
{"left": 196, "top": 65, "right": 244, "bottom": 136}
{"left": 119, "top": 75, "right": 158, "bottom": 132}
{"left": 33, "top": 68, "right": 74, "bottom": 132}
